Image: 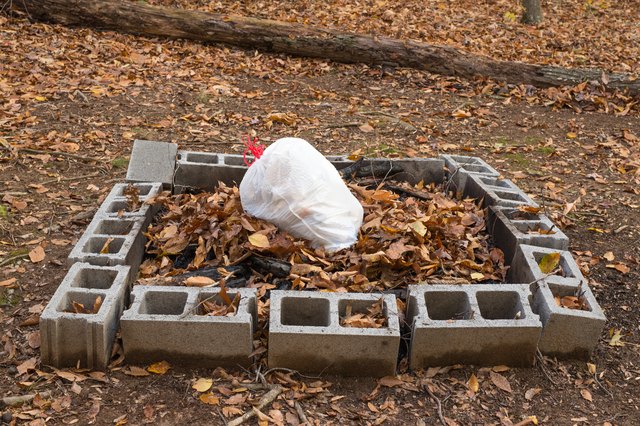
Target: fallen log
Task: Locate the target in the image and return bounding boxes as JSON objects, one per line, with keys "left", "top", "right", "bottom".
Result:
{"left": 14, "top": 0, "right": 640, "bottom": 94}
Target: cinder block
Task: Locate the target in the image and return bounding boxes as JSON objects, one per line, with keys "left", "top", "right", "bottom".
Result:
{"left": 96, "top": 182, "right": 162, "bottom": 226}
{"left": 126, "top": 140, "right": 178, "bottom": 188}
{"left": 121, "top": 286, "right": 257, "bottom": 367}
{"left": 40, "top": 263, "right": 132, "bottom": 369}
{"left": 174, "top": 151, "right": 248, "bottom": 190}
{"left": 508, "top": 245, "right": 585, "bottom": 288}
{"left": 268, "top": 291, "right": 400, "bottom": 377}
{"left": 440, "top": 154, "right": 501, "bottom": 196}
{"left": 67, "top": 217, "right": 146, "bottom": 271}
{"left": 531, "top": 282, "right": 606, "bottom": 359}
{"left": 488, "top": 206, "right": 569, "bottom": 265}
{"left": 464, "top": 174, "right": 519, "bottom": 200}
{"left": 407, "top": 284, "right": 542, "bottom": 368}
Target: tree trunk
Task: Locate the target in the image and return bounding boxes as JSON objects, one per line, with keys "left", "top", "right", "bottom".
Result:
{"left": 14, "top": 0, "right": 639, "bottom": 94}
{"left": 522, "top": 0, "right": 543, "bottom": 25}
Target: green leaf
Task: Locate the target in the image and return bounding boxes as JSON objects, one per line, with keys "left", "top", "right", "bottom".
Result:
{"left": 538, "top": 252, "right": 561, "bottom": 274}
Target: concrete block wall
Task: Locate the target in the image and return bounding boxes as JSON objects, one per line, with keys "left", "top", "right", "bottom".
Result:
{"left": 508, "top": 244, "right": 586, "bottom": 288}
{"left": 268, "top": 291, "right": 400, "bottom": 377}
{"left": 488, "top": 206, "right": 569, "bottom": 265}
{"left": 531, "top": 281, "right": 606, "bottom": 359}
{"left": 67, "top": 182, "right": 162, "bottom": 274}
{"left": 407, "top": 284, "right": 542, "bottom": 368}
{"left": 173, "top": 150, "right": 445, "bottom": 192}
{"left": 440, "top": 154, "right": 500, "bottom": 197}
{"left": 121, "top": 286, "right": 257, "bottom": 367}
{"left": 38, "top": 144, "right": 607, "bottom": 372}
{"left": 40, "top": 263, "right": 132, "bottom": 369}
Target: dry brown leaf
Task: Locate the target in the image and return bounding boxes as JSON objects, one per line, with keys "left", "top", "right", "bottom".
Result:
{"left": 199, "top": 393, "right": 220, "bottom": 405}
{"left": 184, "top": 276, "right": 217, "bottom": 287}
{"left": 524, "top": 387, "right": 542, "bottom": 401}
{"left": 468, "top": 373, "right": 479, "bottom": 393}
{"left": 248, "top": 232, "right": 270, "bottom": 248}
{"left": 192, "top": 378, "right": 213, "bottom": 392}
{"left": 147, "top": 360, "right": 171, "bottom": 374}
{"left": 124, "top": 366, "right": 150, "bottom": 377}
{"left": 489, "top": 371, "right": 512, "bottom": 393}
{"left": 28, "top": 245, "right": 45, "bottom": 263}
{"left": 580, "top": 388, "right": 593, "bottom": 402}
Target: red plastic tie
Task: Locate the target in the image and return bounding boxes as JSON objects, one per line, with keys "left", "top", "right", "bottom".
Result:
{"left": 243, "top": 134, "right": 264, "bottom": 167}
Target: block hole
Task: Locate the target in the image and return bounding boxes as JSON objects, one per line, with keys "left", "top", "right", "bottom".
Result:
{"left": 504, "top": 209, "right": 540, "bottom": 221}
{"left": 513, "top": 222, "right": 554, "bottom": 235}
{"left": 81, "top": 237, "right": 125, "bottom": 254}
{"left": 93, "top": 219, "right": 136, "bottom": 236}
{"left": 58, "top": 291, "right": 106, "bottom": 315}
{"left": 450, "top": 155, "right": 481, "bottom": 165}
{"left": 479, "top": 176, "right": 513, "bottom": 189}
{"left": 105, "top": 200, "right": 132, "bottom": 214}
{"left": 140, "top": 291, "right": 188, "bottom": 315}
{"left": 186, "top": 152, "right": 219, "bottom": 164}
{"left": 71, "top": 268, "right": 118, "bottom": 289}
{"left": 113, "top": 184, "right": 153, "bottom": 196}
{"left": 548, "top": 283, "right": 592, "bottom": 312}
{"left": 424, "top": 291, "right": 472, "bottom": 320}
{"left": 492, "top": 190, "right": 528, "bottom": 202}
{"left": 462, "top": 163, "right": 494, "bottom": 174}
{"left": 533, "top": 252, "right": 576, "bottom": 278}
{"left": 223, "top": 155, "right": 250, "bottom": 166}
{"left": 476, "top": 291, "right": 525, "bottom": 320}
{"left": 280, "top": 297, "right": 330, "bottom": 327}
{"left": 338, "top": 298, "right": 388, "bottom": 328}
{"left": 196, "top": 292, "right": 240, "bottom": 316}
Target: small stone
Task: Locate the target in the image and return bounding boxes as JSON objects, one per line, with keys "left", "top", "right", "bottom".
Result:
{"left": 7, "top": 365, "right": 18, "bottom": 375}
{"left": 2, "top": 412, "right": 13, "bottom": 423}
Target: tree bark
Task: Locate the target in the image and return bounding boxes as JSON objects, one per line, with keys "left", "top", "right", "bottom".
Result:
{"left": 14, "top": 0, "right": 640, "bottom": 94}
{"left": 522, "top": 0, "right": 543, "bottom": 25}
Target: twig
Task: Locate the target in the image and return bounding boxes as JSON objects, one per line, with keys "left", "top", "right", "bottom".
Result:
{"left": 384, "top": 184, "right": 430, "bottom": 201}
{"left": 295, "top": 401, "right": 308, "bottom": 424}
{"left": 0, "top": 252, "right": 28, "bottom": 268}
{"left": 1, "top": 391, "right": 51, "bottom": 408}
{"left": 0, "top": 146, "right": 102, "bottom": 162}
{"left": 325, "top": 122, "right": 362, "bottom": 129}
{"left": 424, "top": 384, "right": 446, "bottom": 426}
{"left": 535, "top": 349, "right": 558, "bottom": 385}
{"left": 41, "top": 172, "right": 103, "bottom": 185}
{"left": 227, "top": 385, "right": 283, "bottom": 426}
{"left": 262, "top": 367, "right": 324, "bottom": 380}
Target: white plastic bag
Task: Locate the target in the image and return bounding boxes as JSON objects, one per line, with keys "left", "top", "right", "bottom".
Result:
{"left": 239, "top": 137, "right": 363, "bottom": 251}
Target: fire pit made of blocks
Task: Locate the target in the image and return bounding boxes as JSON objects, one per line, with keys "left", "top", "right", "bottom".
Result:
{"left": 38, "top": 140, "right": 606, "bottom": 375}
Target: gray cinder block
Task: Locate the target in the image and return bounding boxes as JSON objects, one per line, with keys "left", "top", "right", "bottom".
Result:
{"left": 67, "top": 216, "right": 146, "bottom": 271}
{"left": 121, "top": 286, "right": 257, "bottom": 367}
{"left": 40, "top": 263, "right": 132, "bottom": 369}
{"left": 531, "top": 282, "right": 606, "bottom": 359}
{"left": 488, "top": 206, "right": 569, "bottom": 265}
{"left": 173, "top": 151, "right": 249, "bottom": 191}
{"left": 440, "top": 154, "right": 501, "bottom": 197}
{"left": 268, "top": 291, "right": 400, "bottom": 377}
{"left": 96, "top": 182, "right": 162, "bottom": 226}
{"left": 126, "top": 140, "right": 178, "bottom": 188}
{"left": 508, "top": 245, "right": 586, "bottom": 288}
{"left": 407, "top": 284, "right": 542, "bottom": 368}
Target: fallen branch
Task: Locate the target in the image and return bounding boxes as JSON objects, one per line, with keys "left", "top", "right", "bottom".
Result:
{"left": 14, "top": 0, "right": 640, "bottom": 93}
{"left": 0, "top": 253, "right": 29, "bottom": 268}
{"left": 294, "top": 401, "right": 308, "bottom": 425}
{"left": 227, "top": 385, "right": 284, "bottom": 426}
{"left": 424, "top": 384, "right": 446, "bottom": 426}
{"left": 1, "top": 391, "right": 51, "bottom": 408}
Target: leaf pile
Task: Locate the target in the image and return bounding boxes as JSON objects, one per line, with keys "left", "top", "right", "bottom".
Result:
{"left": 340, "top": 298, "right": 387, "bottom": 328}
{"left": 139, "top": 180, "right": 507, "bottom": 292}
{"left": 199, "top": 284, "right": 241, "bottom": 317}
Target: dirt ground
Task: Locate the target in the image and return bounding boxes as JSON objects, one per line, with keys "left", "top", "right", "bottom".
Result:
{"left": 1, "top": 4, "right": 640, "bottom": 425}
